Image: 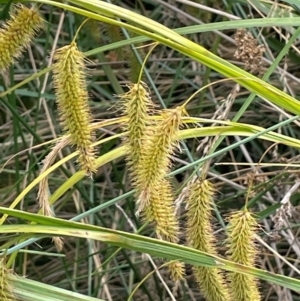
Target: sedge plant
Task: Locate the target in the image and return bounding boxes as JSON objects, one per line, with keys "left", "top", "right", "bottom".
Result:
{"left": 1, "top": 1, "right": 300, "bottom": 301}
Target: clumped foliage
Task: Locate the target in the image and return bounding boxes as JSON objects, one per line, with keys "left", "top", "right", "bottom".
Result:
{"left": 1, "top": 1, "right": 300, "bottom": 301}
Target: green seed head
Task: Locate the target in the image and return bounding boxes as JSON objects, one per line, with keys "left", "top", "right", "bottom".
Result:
{"left": 53, "top": 43, "right": 96, "bottom": 176}
{"left": 0, "top": 5, "right": 43, "bottom": 70}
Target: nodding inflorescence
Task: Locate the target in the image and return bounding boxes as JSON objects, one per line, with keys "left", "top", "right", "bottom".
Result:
{"left": 52, "top": 42, "right": 96, "bottom": 176}
{"left": 226, "top": 210, "right": 261, "bottom": 301}
{"left": 0, "top": 4, "right": 43, "bottom": 71}
{"left": 135, "top": 107, "right": 183, "bottom": 214}
{"left": 186, "top": 178, "right": 231, "bottom": 301}
{"left": 119, "top": 82, "right": 154, "bottom": 182}
{"left": 120, "top": 86, "right": 184, "bottom": 281}
{"left": 142, "top": 178, "right": 184, "bottom": 281}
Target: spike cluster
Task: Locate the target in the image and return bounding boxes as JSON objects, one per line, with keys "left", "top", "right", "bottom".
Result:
{"left": 226, "top": 210, "right": 261, "bottom": 301}
{"left": 0, "top": 4, "right": 43, "bottom": 71}
{"left": 137, "top": 108, "right": 184, "bottom": 280}
{"left": 186, "top": 179, "right": 231, "bottom": 301}
{"left": 53, "top": 42, "right": 96, "bottom": 176}
{"left": 119, "top": 86, "right": 184, "bottom": 280}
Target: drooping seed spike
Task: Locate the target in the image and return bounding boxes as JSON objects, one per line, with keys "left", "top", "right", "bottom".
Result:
{"left": 0, "top": 4, "right": 43, "bottom": 71}
{"left": 119, "top": 93, "right": 184, "bottom": 281}
{"left": 226, "top": 210, "right": 261, "bottom": 301}
{"left": 186, "top": 179, "right": 231, "bottom": 301}
{"left": 119, "top": 82, "right": 154, "bottom": 182}
{"left": 143, "top": 178, "right": 179, "bottom": 242}
{"left": 143, "top": 178, "right": 184, "bottom": 281}
{"left": 136, "top": 106, "right": 183, "bottom": 212}
{"left": 53, "top": 42, "right": 96, "bottom": 176}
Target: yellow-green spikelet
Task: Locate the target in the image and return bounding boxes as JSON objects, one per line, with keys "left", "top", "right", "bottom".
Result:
{"left": 136, "top": 107, "right": 182, "bottom": 212}
{"left": 0, "top": 259, "right": 16, "bottom": 301}
{"left": 144, "top": 178, "right": 179, "bottom": 242}
{"left": 53, "top": 42, "right": 96, "bottom": 175}
{"left": 186, "top": 179, "right": 231, "bottom": 301}
{"left": 119, "top": 82, "right": 154, "bottom": 181}
{"left": 0, "top": 5, "right": 43, "bottom": 71}
{"left": 119, "top": 90, "right": 183, "bottom": 281}
{"left": 143, "top": 178, "right": 184, "bottom": 281}
{"left": 226, "top": 210, "right": 261, "bottom": 301}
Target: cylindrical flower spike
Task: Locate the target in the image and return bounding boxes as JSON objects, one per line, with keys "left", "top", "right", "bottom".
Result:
{"left": 0, "top": 4, "right": 43, "bottom": 71}
{"left": 226, "top": 210, "right": 261, "bottom": 301}
{"left": 119, "top": 82, "right": 154, "bottom": 181}
{"left": 119, "top": 86, "right": 183, "bottom": 281}
{"left": 143, "top": 178, "right": 184, "bottom": 281}
{"left": 143, "top": 178, "right": 179, "bottom": 242}
{"left": 186, "top": 179, "right": 231, "bottom": 301}
{"left": 136, "top": 107, "right": 183, "bottom": 213}
{"left": 53, "top": 42, "right": 96, "bottom": 176}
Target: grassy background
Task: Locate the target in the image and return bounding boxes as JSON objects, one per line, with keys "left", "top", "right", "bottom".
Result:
{"left": 1, "top": 0, "right": 300, "bottom": 300}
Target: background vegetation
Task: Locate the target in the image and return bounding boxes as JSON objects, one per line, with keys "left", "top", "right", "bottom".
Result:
{"left": 1, "top": 0, "right": 300, "bottom": 300}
